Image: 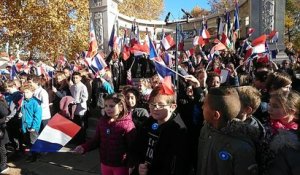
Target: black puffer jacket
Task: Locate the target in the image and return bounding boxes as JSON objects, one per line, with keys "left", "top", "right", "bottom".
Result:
{"left": 133, "top": 113, "right": 191, "bottom": 175}
{"left": 0, "top": 100, "right": 10, "bottom": 145}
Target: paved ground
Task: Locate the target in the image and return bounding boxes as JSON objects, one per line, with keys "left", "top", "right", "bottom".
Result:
{"left": 4, "top": 145, "right": 100, "bottom": 175}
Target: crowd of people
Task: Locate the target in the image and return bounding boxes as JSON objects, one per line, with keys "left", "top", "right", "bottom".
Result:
{"left": 0, "top": 40, "right": 300, "bottom": 175}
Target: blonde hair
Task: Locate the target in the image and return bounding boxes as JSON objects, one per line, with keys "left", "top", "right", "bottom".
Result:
{"left": 5, "top": 80, "right": 21, "bottom": 88}
{"left": 237, "top": 86, "right": 261, "bottom": 114}
{"left": 20, "top": 83, "right": 35, "bottom": 92}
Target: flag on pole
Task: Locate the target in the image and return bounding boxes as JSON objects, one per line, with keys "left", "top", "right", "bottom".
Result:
{"left": 108, "top": 24, "right": 115, "bottom": 49}
{"left": 200, "top": 18, "right": 211, "bottom": 39}
{"left": 30, "top": 113, "right": 81, "bottom": 152}
{"left": 161, "top": 34, "right": 175, "bottom": 51}
{"left": 91, "top": 53, "right": 107, "bottom": 72}
{"left": 178, "top": 30, "right": 185, "bottom": 51}
{"left": 153, "top": 57, "right": 175, "bottom": 95}
{"left": 221, "top": 33, "right": 231, "bottom": 49}
{"left": 87, "top": 20, "right": 98, "bottom": 58}
{"left": 252, "top": 34, "right": 267, "bottom": 54}
{"left": 193, "top": 36, "right": 206, "bottom": 47}
{"left": 268, "top": 30, "right": 279, "bottom": 43}
{"left": 234, "top": 0, "right": 240, "bottom": 31}
{"left": 10, "top": 64, "right": 18, "bottom": 80}
{"left": 247, "top": 28, "right": 255, "bottom": 37}
{"left": 149, "top": 36, "right": 158, "bottom": 60}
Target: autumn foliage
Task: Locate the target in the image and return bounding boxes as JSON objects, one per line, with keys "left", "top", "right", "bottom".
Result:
{"left": 119, "top": 0, "right": 164, "bottom": 20}
{"left": 0, "top": 0, "right": 89, "bottom": 60}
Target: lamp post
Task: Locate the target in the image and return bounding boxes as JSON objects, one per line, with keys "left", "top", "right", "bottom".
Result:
{"left": 165, "top": 12, "right": 192, "bottom": 91}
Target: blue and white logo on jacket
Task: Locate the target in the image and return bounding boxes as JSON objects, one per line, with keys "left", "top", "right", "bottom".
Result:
{"left": 218, "top": 150, "right": 231, "bottom": 161}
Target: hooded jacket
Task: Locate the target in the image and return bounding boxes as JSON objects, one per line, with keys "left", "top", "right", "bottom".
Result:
{"left": 197, "top": 120, "right": 259, "bottom": 175}
{"left": 81, "top": 112, "right": 136, "bottom": 167}
{"left": 21, "top": 97, "right": 42, "bottom": 133}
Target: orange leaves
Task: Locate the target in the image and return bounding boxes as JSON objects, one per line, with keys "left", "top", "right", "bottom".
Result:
{"left": 1, "top": 0, "right": 89, "bottom": 60}
{"left": 119, "top": 0, "right": 163, "bottom": 20}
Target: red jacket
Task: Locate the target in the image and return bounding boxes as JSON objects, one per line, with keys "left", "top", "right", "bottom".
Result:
{"left": 82, "top": 112, "right": 136, "bottom": 167}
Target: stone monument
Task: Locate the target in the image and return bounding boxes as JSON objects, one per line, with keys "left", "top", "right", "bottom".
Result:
{"left": 250, "top": 0, "right": 286, "bottom": 50}
{"left": 89, "top": 0, "right": 122, "bottom": 52}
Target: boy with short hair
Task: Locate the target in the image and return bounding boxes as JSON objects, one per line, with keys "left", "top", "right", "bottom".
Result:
{"left": 237, "top": 86, "right": 263, "bottom": 124}
{"left": 197, "top": 87, "right": 258, "bottom": 175}
{"left": 4, "top": 80, "right": 23, "bottom": 151}
{"left": 69, "top": 72, "right": 88, "bottom": 144}
{"left": 20, "top": 83, "right": 42, "bottom": 162}
{"left": 27, "top": 75, "right": 51, "bottom": 130}
{"left": 134, "top": 85, "right": 191, "bottom": 175}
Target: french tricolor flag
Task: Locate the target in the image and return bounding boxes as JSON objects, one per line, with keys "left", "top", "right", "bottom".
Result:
{"left": 252, "top": 34, "right": 267, "bottom": 54}
{"left": 161, "top": 34, "right": 175, "bottom": 50}
{"left": 30, "top": 113, "right": 80, "bottom": 152}
{"left": 268, "top": 30, "right": 279, "bottom": 43}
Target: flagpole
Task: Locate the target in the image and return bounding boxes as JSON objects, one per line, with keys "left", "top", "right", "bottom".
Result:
{"left": 153, "top": 59, "right": 185, "bottom": 79}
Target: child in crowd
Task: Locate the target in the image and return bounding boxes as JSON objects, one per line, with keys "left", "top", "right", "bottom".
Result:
{"left": 51, "top": 71, "right": 71, "bottom": 114}
{"left": 236, "top": 86, "right": 264, "bottom": 131}
{"left": 265, "top": 71, "right": 292, "bottom": 93}
{"left": 197, "top": 87, "right": 258, "bottom": 175}
{"left": 20, "top": 83, "right": 42, "bottom": 162}
{"left": 70, "top": 72, "right": 89, "bottom": 144}
{"left": 74, "top": 93, "right": 136, "bottom": 175}
{"left": 124, "top": 87, "right": 149, "bottom": 129}
{"left": 4, "top": 80, "right": 23, "bottom": 151}
{"left": 150, "top": 74, "right": 160, "bottom": 89}
{"left": 133, "top": 85, "right": 191, "bottom": 175}
{"left": 266, "top": 90, "right": 300, "bottom": 175}
{"left": 137, "top": 78, "right": 152, "bottom": 102}
{"left": 28, "top": 75, "right": 51, "bottom": 130}
{"left": 0, "top": 96, "right": 10, "bottom": 173}
{"left": 237, "top": 85, "right": 265, "bottom": 136}
{"left": 206, "top": 72, "right": 221, "bottom": 89}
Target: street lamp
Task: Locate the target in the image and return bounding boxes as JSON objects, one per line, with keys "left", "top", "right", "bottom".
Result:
{"left": 164, "top": 10, "right": 192, "bottom": 91}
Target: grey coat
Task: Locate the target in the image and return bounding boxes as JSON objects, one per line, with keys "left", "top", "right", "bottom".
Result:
{"left": 268, "top": 129, "right": 300, "bottom": 175}
{"left": 197, "top": 120, "right": 259, "bottom": 175}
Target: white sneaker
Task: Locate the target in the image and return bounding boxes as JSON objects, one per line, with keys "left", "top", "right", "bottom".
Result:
{"left": 0, "top": 167, "right": 9, "bottom": 174}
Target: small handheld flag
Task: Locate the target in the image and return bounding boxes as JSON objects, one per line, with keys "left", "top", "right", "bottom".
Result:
{"left": 30, "top": 113, "right": 81, "bottom": 152}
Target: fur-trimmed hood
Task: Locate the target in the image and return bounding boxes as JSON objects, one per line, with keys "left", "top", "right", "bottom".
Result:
{"left": 270, "top": 129, "right": 300, "bottom": 153}
{"left": 219, "top": 118, "right": 262, "bottom": 142}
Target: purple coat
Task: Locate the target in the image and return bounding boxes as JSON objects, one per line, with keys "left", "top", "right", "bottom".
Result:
{"left": 82, "top": 112, "right": 136, "bottom": 167}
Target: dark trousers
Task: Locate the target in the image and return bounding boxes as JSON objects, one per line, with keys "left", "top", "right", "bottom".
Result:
{"left": 6, "top": 117, "right": 23, "bottom": 150}
{"left": 72, "top": 115, "right": 87, "bottom": 144}
{"left": 0, "top": 144, "right": 7, "bottom": 171}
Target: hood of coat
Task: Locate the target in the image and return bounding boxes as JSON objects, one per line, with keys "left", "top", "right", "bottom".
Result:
{"left": 219, "top": 118, "right": 261, "bottom": 142}
{"left": 270, "top": 129, "right": 300, "bottom": 153}
{"left": 104, "top": 112, "right": 132, "bottom": 123}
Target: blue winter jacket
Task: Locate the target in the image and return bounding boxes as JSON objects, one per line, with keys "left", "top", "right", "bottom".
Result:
{"left": 21, "top": 97, "right": 42, "bottom": 133}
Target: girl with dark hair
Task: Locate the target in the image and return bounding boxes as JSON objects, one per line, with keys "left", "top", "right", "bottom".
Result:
{"left": 74, "top": 93, "right": 136, "bottom": 175}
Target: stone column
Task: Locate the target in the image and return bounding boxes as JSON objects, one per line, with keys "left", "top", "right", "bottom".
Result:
{"left": 250, "top": 0, "right": 286, "bottom": 50}
{"left": 89, "top": 0, "right": 122, "bottom": 53}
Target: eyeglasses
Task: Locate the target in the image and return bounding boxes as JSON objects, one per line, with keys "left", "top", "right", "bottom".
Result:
{"left": 149, "top": 103, "right": 170, "bottom": 110}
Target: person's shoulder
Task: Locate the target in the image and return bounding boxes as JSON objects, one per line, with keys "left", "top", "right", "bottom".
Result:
{"left": 30, "top": 97, "right": 42, "bottom": 105}
{"left": 270, "top": 129, "right": 300, "bottom": 153}
{"left": 217, "top": 120, "right": 258, "bottom": 149}
{"left": 171, "top": 113, "right": 187, "bottom": 128}
{"left": 133, "top": 108, "right": 149, "bottom": 115}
